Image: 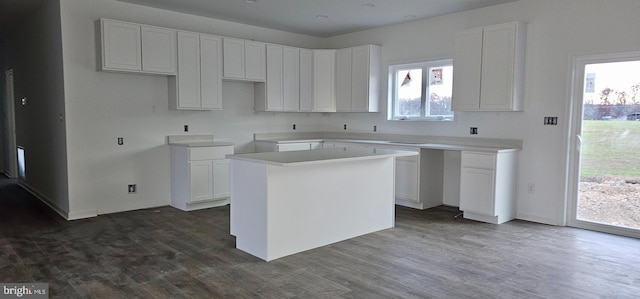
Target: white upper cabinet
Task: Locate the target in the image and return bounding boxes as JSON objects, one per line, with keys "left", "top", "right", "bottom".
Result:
{"left": 260, "top": 44, "right": 284, "bottom": 111}
{"left": 335, "top": 48, "right": 352, "bottom": 112}
{"left": 245, "top": 41, "right": 266, "bottom": 81}
{"left": 199, "top": 34, "right": 223, "bottom": 109}
{"left": 282, "top": 46, "right": 301, "bottom": 111}
{"left": 170, "top": 32, "right": 222, "bottom": 110}
{"left": 452, "top": 22, "right": 526, "bottom": 111}
{"left": 256, "top": 45, "right": 301, "bottom": 112}
{"left": 223, "top": 38, "right": 266, "bottom": 81}
{"left": 141, "top": 25, "right": 177, "bottom": 74}
{"left": 336, "top": 45, "right": 380, "bottom": 112}
{"left": 312, "top": 50, "right": 336, "bottom": 112}
{"left": 299, "top": 49, "right": 313, "bottom": 112}
{"left": 100, "top": 19, "right": 142, "bottom": 72}
{"left": 99, "top": 19, "right": 177, "bottom": 75}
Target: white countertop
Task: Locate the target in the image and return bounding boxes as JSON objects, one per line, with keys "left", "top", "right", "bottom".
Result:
{"left": 229, "top": 147, "right": 417, "bottom": 167}
{"left": 255, "top": 138, "right": 519, "bottom": 153}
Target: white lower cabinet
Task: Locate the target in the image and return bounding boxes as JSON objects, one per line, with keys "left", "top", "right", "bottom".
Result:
{"left": 459, "top": 151, "right": 517, "bottom": 224}
{"left": 395, "top": 156, "right": 420, "bottom": 203}
{"left": 171, "top": 145, "right": 234, "bottom": 211}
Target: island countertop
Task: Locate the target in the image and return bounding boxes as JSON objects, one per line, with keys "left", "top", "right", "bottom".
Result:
{"left": 228, "top": 147, "right": 417, "bottom": 167}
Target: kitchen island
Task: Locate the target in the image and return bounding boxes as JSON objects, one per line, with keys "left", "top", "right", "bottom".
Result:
{"left": 229, "top": 147, "right": 417, "bottom": 261}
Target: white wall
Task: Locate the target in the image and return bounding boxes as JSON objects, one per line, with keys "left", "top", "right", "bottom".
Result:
{"left": 58, "top": 0, "right": 327, "bottom": 217}
{"left": 6, "top": 0, "right": 70, "bottom": 215}
{"left": 324, "top": 0, "right": 640, "bottom": 224}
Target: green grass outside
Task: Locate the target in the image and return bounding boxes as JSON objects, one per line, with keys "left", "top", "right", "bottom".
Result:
{"left": 581, "top": 120, "right": 640, "bottom": 178}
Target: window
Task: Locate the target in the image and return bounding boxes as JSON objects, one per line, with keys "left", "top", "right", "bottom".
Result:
{"left": 388, "top": 59, "right": 454, "bottom": 121}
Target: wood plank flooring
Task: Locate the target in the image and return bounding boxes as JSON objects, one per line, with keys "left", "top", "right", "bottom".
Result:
{"left": 1, "top": 176, "right": 640, "bottom": 298}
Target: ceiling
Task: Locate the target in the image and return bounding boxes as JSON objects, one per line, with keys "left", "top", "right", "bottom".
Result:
{"left": 116, "top": 0, "right": 519, "bottom": 37}
{"left": 0, "top": 0, "right": 519, "bottom": 38}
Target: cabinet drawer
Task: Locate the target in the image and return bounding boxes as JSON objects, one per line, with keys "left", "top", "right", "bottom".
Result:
{"left": 189, "top": 146, "right": 233, "bottom": 161}
{"left": 461, "top": 152, "right": 496, "bottom": 169}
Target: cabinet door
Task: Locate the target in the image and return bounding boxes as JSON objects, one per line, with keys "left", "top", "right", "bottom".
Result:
{"left": 176, "top": 31, "right": 201, "bottom": 109}
{"left": 265, "top": 44, "right": 284, "bottom": 111}
{"left": 189, "top": 160, "right": 213, "bottom": 203}
{"left": 141, "top": 25, "right": 176, "bottom": 74}
{"left": 245, "top": 41, "right": 266, "bottom": 81}
{"left": 223, "top": 38, "right": 245, "bottom": 79}
{"left": 480, "top": 23, "right": 517, "bottom": 111}
{"left": 101, "top": 19, "right": 141, "bottom": 71}
{"left": 451, "top": 27, "right": 483, "bottom": 111}
{"left": 200, "top": 34, "right": 223, "bottom": 110}
{"left": 283, "top": 47, "right": 300, "bottom": 111}
{"left": 351, "top": 45, "right": 372, "bottom": 112}
{"left": 212, "top": 159, "right": 231, "bottom": 199}
{"left": 335, "top": 48, "right": 352, "bottom": 112}
{"left": 459, "top": 167, "right": 496, "bottom": 215}
{"left": 299, "top": 49, "right": 313, "bottom": 112}
{"left": 312, "top": 50, "right": 336, "bottom": 112}
{"left": 396, "top": 158, "right": 419, "bottom": 202}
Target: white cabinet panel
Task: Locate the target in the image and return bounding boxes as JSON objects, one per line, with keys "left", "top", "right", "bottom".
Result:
{"left": 189, "top": 160, "right": 214, "bottom": 203}
{"left": 336, "top": 48, "right": 352, "bottom": 112}
{"left": 223, "top": 38, "right": 265, "bottom": 81}
{"left": 299, "top": 49, "right": 313, "bottom": 112}
{"left": 459, "top": 151, "right": 517, "bottom": 224}
{"left": 141, "top": 25, "right": 176, "bottom": 74}
{"left": 312, "top": 50, "right": 336, "bottom": 112}
{"left": 283, "top": 47, "right": 300, "bottom": 111}
{"left": 264, "top": 44, "right": 284, "bottom": 111}
{"left": 171, "top": 32, "right": 222, "bottom": 110}
{"left": 100, "top": 19, "right": 141, "bottom": 72}
{"left": 245, "top": 41, "right": 266, "bottom": 81}
{"left": 460, "top": 167, "right": 495, "bottom": 215}
{"left": 452, "top": 27, "right": 483, "bottom": 111}
{"left": 452, "top": 22, "right": 526, "bottom": 112}
{"left": 396, "top": 158, "right": 419, "bottom": 202}
{"left": 176, "top": 31, "right": 201, "bottom": 109}
{"left": 200, "top": 34, "right": 223, "bottom": 110}
{"left": 222, "top": 38, "right": 245, "bottom": 79}
{"left": 171, "top": 144, "right": 234, "bottom": 211}
{"left": 335, "top": 45, "right": 380, "bottom": 112}
{"left": 213, "top": 159, "right": 231, "bottom": 199}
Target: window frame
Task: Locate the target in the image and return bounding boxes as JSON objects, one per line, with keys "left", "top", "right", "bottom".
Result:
{"left": 388, "top": 59, "right": 454, "bottom": 121}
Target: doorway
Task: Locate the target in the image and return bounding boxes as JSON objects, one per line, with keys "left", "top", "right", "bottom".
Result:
{"left": 3, "top": 69, "right": 17, "bottom": 178}
{"left": 567, "top": 52, "right": 640, "bottom": 238}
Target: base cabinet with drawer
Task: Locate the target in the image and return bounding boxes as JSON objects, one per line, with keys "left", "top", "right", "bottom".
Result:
{"left": 170, "top": 144, "right": 234, "bottom": 211}
{"left": 459, "top": 151, "right": 517, "bottom": 224}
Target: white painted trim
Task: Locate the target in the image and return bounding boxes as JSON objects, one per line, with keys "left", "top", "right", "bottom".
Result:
{"left": 516, "top": 212, "right": 559, "bottom": 226}
{"left": 565, "top": 50, "right": 640, "bottom": 237}
{"left": 17, "top": 181, "right": 89, "bottom": 220}
{"left": 3, "top": 69, "right": 18, "bottom": 178}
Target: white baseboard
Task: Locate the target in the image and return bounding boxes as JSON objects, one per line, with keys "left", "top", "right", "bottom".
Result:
{"left": 17, "top": 181, "right": 97, "bottom": 220}
{"left": 516, "top": 212, "right": 559, "bottom": 226}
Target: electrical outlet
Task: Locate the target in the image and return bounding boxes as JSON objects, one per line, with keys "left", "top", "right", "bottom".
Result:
{"left": 544, "top": 117, "right": 558, "bottom": 125}
{"left": 184, "top": 125, "right": 189, "bottom": 132}
{"left": 527, "top": 183, "right": 535, "bottom": 194}
{"left": 373, "top": 125, "right": 377, "bottom": 132}
{"left": 293, "top": 124, "right": 296, "bottom": 130}
{"left": 344, "top": 124, "right": 347, "bottom": 130}
{"left": 117, "top": 137, "right": 124, "bottom": 145}
{"left": 470, "top": 127, "right": 478, "bottom": 135}
{"left": 128, "top": 184, "right": 137, "bottom": 194}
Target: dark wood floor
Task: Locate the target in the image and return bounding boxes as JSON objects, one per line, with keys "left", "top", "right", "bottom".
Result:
{"left": 2, "top": 176, "right": 640, "bottom": 298}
